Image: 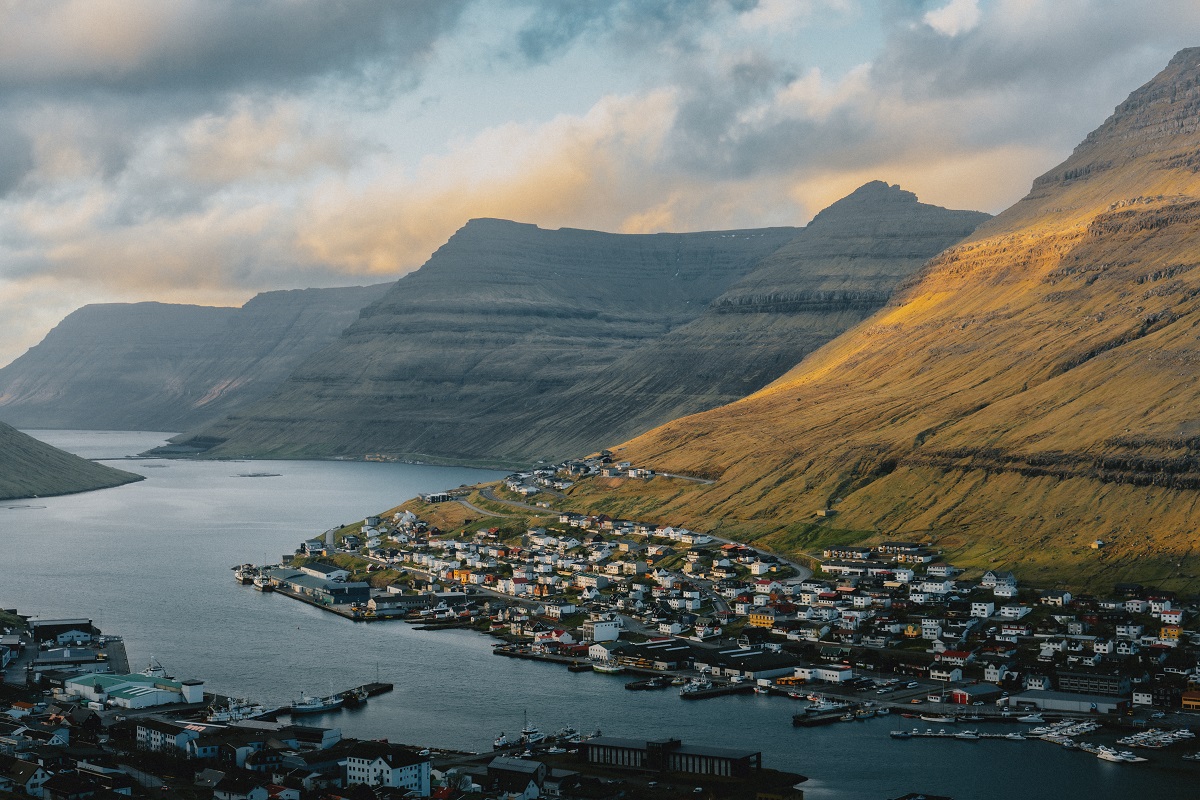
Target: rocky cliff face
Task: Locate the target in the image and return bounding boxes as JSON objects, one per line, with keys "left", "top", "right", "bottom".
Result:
{"left": 186, "top": 190, "right": 986, "bottom": 465}
{"left": 0, "top": 284, "right": 390, "bottom": 432}
{"left": 594, "top": 48, "right": 1200, "bottom": 591}
{"left": 0, "top": 424, "right": 142, "bottom": 501}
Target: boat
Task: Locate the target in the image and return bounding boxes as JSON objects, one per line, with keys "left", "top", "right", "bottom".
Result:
{"left": 754, "top": 686, "right": 770, "bottom": 695}
{"left": 232, "top": 564, "right": 255, "bottom": 584}
{"left": 140, "top": 657, "right": 174, "bottom": 680}
{"left": 1017, "top": 713, "right": 1045, "bottom": 723}
{"left": 554, "top": 726, "right": 579, "bottom": 740}
{"left": 1004, "top": 733, "right": 1026, "bottom": 741}
{"left": 252, "top": 574, "right": 274, "bottom": 592}
{"left": 206, "top": 698, "right": 268, "bottom": 723}
{"left": 521, "top": 712, "right": 545, "bottom": 745}
{"left": 890, "top": 730, "right": 913, "bottom": 739}
{"left": 340, "top": 688, "right": 368, "bottom": 708}
{"left": 592, "top": 661, "right": 625, "bottom": 675}
{"left": 876, "top": 707, "right": 891, "bottom": 715}
{"left": 289, "top": 694, "right": 343, "bottom": 715}
{"left": 954, "top": 730, "right": 981, "bottom": 740}
{"left": 671, "top": 676, "right": 688, "bottom": 686}
{"left": 855, "top": 707, "right": 876, "bottom": 719}
{"left": 920, "top": 714, "right": 957, "bottom": 724}
{"left": 680, "top": 678, "right": 713, "bottom": 696}
{"left": 494, "top": 732, "right": 511, "bottom": 750}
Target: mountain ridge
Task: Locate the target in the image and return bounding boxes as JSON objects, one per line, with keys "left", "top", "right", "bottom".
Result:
{"left": 0, "top": 283, "right": 392, "bottom": 432}
{"left": 180, "top": 188, "right": 987, "bottom": 464}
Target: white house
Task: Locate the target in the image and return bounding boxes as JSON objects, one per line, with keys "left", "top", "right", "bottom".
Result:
{"left": 343, "top": 741, "right": 431, "bottom": 795}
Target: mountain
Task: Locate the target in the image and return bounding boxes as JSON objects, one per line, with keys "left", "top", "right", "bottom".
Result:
{"left": 0, "top": 284, "right": 391, "bottom": 433}
{"left": 0, "top": 424, "right": 142, "bottom": 501}
{"left": 587, "top": 48, "right": 1200, "bottom": 590}
{"left": 180, "top": 192, "right": 986, "bottom": 465}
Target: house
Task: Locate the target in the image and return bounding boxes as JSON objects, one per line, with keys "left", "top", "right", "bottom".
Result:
{"left": 488, "top": 757, "right": 547, "bottom": 799}
{"left": 970, "top": 602, "right": 995, "bottom": 619}
{"left": 928, "top": 666, "right": 962, "bottom": 683}
{"left": 1040, "top": 590, "right": 1073, "bottom": 607}
{"left": 342, "top": 741, "right": 431, "bottom": 795}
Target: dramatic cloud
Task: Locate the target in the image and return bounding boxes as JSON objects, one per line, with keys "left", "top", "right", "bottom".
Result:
{"left": 1, "top": 0, "right": 1198, "bottom": 367}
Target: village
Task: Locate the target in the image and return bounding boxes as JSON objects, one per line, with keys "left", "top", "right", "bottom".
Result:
{"left": 241, "top": 453, "right": 1200, "bottom": 728}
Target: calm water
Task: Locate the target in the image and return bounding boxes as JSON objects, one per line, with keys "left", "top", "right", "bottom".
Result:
{"left": 4, "top": 431, "right": 1199, "bottom": 799}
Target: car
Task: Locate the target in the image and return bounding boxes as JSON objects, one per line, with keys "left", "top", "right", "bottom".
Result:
{"left": 906, "top": 682, "right": 919, "bottom": 689}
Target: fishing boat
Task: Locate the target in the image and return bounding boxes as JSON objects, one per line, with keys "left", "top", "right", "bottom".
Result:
{"left": 876, "top": 707, "right": 891, "bottom": 715}
{"left": 592, "top": 661, "right": 625, "bottom": 675}
{"left": 206, "top": 698, "right": 268, "bottom": 723}
{"left": 140, "top": 657, "right": 174, "bottom": 680}
{"left": 340, "top": 688, "right": 368, "bottom": 708}
{"left": 494, "top": 732, "right": 511, "bottom": 750}
{"left": 252, "top": 574, "right": 274, "bottom": 592}
{"left": 289, "top": 693, "right": 343, "bottom": 715}
{"left": 520, "top": 711, "right": 545, "bottom": 746}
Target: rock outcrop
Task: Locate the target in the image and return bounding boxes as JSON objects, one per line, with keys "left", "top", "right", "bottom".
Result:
{"left": 182, "top": 189, "right": 986, "bottom": 465}
{"left": 0, "top": 284, "right": 391, "bottom": 432}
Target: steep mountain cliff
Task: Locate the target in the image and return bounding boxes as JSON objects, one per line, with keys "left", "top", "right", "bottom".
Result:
{"left": 0, "top": 284, "right": 391, "bottom": 432}
{"left": 586, "top": 48, "right": 1200, "bottom": 591}
{"left": 185, "top": 192, "right": 986, "bottom": 465}
{"left": 0, "top": 424, "right": 142, "bottom": 501}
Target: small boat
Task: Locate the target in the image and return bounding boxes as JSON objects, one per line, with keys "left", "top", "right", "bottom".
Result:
{"left": 890, "top": 730, "right": 912, "bottom": 739}
{"left": 920, "top": 714, "right": 957, "bottom": 724}
{"left": 289, "top": 694, "right": 343, "bottom": 715}
{"left": 554, "top": 726, "right": 579, "bottom": 740}
{"left": 955, "top": 730, "right": 980, "bottom": 740}
{"left": 855, "top": 707, "right": 876, "bottom": 719}
{"left": 1182, "top": 752, "right": 1200, "bottom": 761}
{"left": 1017, "top": 713, "right": 1045, "bottom": 723}
{"left": 753, "top": 686, "right": 770, "bottom": 695}
{"left": 671, "top": 676, "right": 688, "bottom": 686}
{"left": 1005, "top": 733, "right": 1026, "bottom": 741}
{"left": 876, "top": 707, "right": 891, "bottom": 715}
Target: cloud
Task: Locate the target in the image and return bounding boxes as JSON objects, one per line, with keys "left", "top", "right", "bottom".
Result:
{"left": 0, "top": 0, "right": 469, "bottom": 95}
{"left": 923, "top": 0, "right": 982, "bottom": 37}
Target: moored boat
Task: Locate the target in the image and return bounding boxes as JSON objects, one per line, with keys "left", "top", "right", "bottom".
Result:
{"left": 289, "top": 694, "right": 343, "bottom": 715}
{"left": 206, "top": 698, "right": 268, "bottom": 723}
{"left": 592, "top": 661, "right": 624, "bottom": 675}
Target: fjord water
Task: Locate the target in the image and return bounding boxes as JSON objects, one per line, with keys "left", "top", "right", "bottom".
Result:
{"left": 4, "top": 432, "right": 1197, "bottom": 799}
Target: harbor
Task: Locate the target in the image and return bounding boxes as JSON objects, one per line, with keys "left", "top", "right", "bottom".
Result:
{"left": 7, "top": 431, "right": 1200, "bottom": 800}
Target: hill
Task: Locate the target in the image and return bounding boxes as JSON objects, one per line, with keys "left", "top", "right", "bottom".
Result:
{"left": 179, "top": 192, "right": 985, "bottom": 465}
{"left": 573, "top": 48, "right": 1200, "bottom": 592}
{"left": 0, "top": 284, "right": 391, "bottom": 433}
{"left": 0, "top": 424, "right": 142, "bottom": 501}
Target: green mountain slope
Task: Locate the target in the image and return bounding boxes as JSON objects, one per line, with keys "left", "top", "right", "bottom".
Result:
{"left": 0, "top": 424, "right": 142, "bottom": 501}
{"left": 578, "top": 48, "right": 1200, "bottom": 591}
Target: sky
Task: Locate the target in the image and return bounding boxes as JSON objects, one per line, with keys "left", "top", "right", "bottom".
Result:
{"left": 1, "top": 0, "right": 1199, "bottom": 368}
